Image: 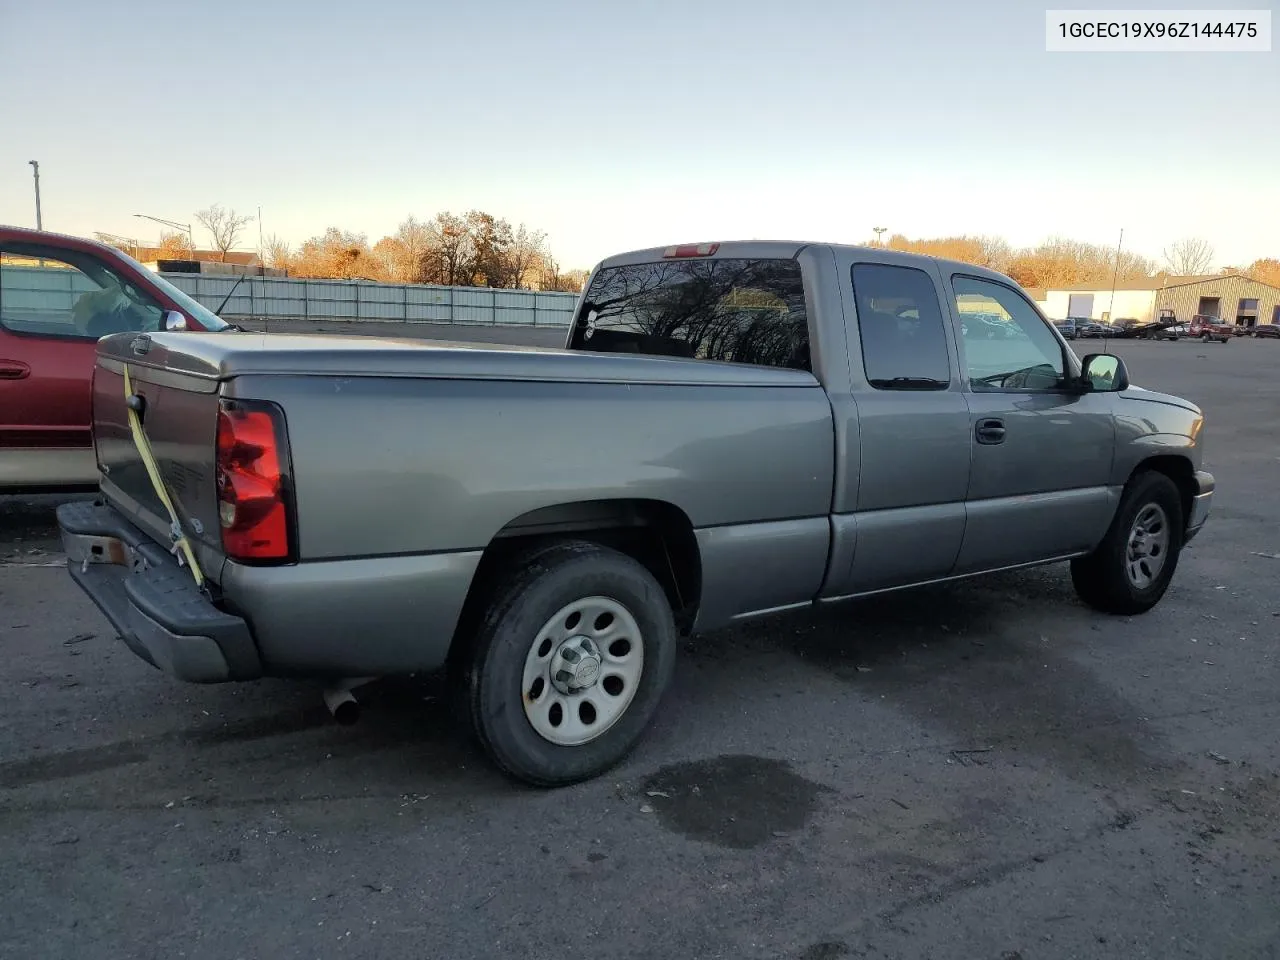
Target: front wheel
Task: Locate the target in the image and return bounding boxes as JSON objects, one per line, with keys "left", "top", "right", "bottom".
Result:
{"left": 1071, "top": 471, "right": 1185, "bottom": 615}
{"left": 463, "top": 540, "right": 678, "bottom": 787}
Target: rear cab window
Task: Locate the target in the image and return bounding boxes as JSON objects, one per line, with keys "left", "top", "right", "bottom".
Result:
{"left": 568, "top": 257, "right": 811, "bottom": 371}
{"left": 849, "top": 263, "right": 953, "bottom": 390}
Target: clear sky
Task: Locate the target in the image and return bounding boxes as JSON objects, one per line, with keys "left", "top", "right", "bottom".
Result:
{"left": 2, "top": 0, "right": 1276, "bottom": 271}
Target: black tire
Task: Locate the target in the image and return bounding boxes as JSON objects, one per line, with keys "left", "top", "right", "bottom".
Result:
{"left": 1070, "top": 471, "right": 1185, "bottom": 615}
{"left": 462, "top": 540, "right": 678, "bottom": 787}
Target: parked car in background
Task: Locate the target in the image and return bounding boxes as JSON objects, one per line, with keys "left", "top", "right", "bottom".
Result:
{"left": 1053, "top": 318, "right": 1078, "bottom": 339}
{"left": 961, "top": 312, "right": 1018, "bottom": 339}
{"left": 0, "top": 227, "right": 232, "bottom": 492}
{"left": 1187, "top": 315, "right": 1232, "bottom": 343}
{"left": 1153, "top": 324, "right": 1188, "bottom": 341}
{"left": 1246, "top": 324, "right": 1280, "bottom": 339}
{"left": 58, "top": 240, "right": 1215, "bottom": 787}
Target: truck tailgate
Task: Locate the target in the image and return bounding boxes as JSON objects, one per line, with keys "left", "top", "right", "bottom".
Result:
{"left": 92, "top": 334, "right": 226, "bottom": 580}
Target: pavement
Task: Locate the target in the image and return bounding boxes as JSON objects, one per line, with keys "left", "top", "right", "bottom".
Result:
{"left": 2, "top": 336, "right": 1278, "bottom": 960}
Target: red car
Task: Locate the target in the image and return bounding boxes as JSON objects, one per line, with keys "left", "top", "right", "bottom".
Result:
{"left": 1, "top": 226, "right": 231, "bottom": 492}
{"left": 1186, "top": 315, "right": 1232, "bottom": 343}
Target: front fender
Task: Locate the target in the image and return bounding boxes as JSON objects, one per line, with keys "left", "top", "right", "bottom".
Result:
{"left": 1112, "top": 401, "right": 1205, "bottom": 486}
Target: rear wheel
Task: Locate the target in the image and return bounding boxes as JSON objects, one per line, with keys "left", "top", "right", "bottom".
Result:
{"left": 1071, "top": 471, "right": 1185, "bottom": 615}
{"left": 462, "top": 540, "right": 678, "bottom": 787}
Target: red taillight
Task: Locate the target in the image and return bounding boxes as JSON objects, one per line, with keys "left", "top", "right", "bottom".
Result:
{"left": 216, "top": 400, "right": 293, "bottom": 563}
{"left": 662, "top": 243, "right": 720, "bottom": 258}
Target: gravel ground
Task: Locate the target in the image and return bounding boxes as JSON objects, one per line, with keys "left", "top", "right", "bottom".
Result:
{"left": 1, "top": 337, "right": 1278, "bottom": 960}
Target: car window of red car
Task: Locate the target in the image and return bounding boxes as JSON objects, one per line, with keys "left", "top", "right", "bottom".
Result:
{"left": 0, "top": 244, "right": 165, "bottom": 340}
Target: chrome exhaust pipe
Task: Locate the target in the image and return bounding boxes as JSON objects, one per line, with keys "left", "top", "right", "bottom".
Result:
{"left": 323, "top": 687, "right": 360, "bottom": 725}
{"left": 322, "top": 677, "right": 374, "bottom": 725}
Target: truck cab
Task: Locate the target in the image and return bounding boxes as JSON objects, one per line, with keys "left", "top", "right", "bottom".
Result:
{"left": 1187, "top": 314, "right": 1231, "bottom": 343}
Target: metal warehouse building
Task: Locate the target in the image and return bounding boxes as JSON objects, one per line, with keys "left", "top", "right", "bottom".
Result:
{"left": 1035, "top": 274, "right": 1280, "bottom": 330}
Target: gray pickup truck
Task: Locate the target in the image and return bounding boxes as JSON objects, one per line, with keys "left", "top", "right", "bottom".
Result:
{"left": 57, "top": 241, "right": 1214, "bottom": 786}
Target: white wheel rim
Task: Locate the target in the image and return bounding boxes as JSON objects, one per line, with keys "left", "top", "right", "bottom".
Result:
{"left": 521, "top": 596, "right": 645, "bottom": 747}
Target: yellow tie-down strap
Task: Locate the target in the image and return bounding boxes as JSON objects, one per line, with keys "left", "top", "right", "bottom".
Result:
{"left": 122, "top": 365, "right": 205, "bottom": 587}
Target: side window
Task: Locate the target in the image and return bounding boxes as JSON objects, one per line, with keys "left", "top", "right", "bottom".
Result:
{"left": 0, "top": 246, "right": 164, "bottom": 340}
{"left": 850, "top": 263, "right": 952, "bottom": 389}
{"left": 953, "top": 276, "right": 1066, "bottom": 392}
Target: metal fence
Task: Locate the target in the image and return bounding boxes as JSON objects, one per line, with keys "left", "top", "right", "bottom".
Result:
{"left": 163, "top": 273, "right": 580, "bottom": 327}
{"left": 0, "top": 265, "right": 580, "bottom": 328}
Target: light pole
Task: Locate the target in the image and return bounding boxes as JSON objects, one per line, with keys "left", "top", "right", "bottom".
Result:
{"left": 96, "top": 233, "right": 142, "bottom": 259}
{"left": 872, "top": 226, "right": 887, "bottom": 246}
{"left": 28, "top": 161, "right": 42, "bottom": 230}
{"left": 133, "top": 213, "right": 195, "bottom": 255}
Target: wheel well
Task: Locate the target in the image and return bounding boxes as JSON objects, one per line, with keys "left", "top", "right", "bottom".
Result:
{"left": 451, "top": 500, "right": 702, "bottom": 657}
{"left": 1132, "top": 455, "right": 1195, "bottom": 523}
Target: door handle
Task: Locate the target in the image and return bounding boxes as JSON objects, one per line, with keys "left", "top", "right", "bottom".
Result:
{"left": 0, "top": 361, "right": 31, "bottom": 380}
{"left": 976, "top": 417, "right": 1006, "bottom": 444}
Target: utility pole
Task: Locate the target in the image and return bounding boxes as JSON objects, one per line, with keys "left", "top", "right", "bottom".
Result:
{"left": 28, "top": 161, "right": 42, "bottom": 230}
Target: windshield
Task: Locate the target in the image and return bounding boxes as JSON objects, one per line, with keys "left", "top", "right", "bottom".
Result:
{"left": 145, "top": 270, "right": 231, "bottom": 331}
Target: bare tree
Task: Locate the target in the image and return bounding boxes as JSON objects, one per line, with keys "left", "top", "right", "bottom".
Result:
{"left": 196, "top": 204, "right": 255, "bottom": 262}
{"left": 1163, "top": 237, "right": 1215, "bottom": 276}
{"left": 506, "top": 224, "right": 549, "bottom": 289}
{"left": 425, "top": 212, "right": 479, "bottom": 286}
{"left": 262, "top": 233, "right": 293, "bottom": 271}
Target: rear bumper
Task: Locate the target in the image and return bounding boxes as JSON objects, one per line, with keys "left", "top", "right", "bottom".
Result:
{"left": 1184, "top": 470, "right": 1214, "bottom": 544}
{"left": 57, "top": 499, "right": 484, "bottom": 682}
{"left": 56, "top": 500, "right": 262, "bottom": 683}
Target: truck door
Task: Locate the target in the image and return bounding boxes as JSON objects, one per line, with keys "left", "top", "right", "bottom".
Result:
{"left": 945, "top": 273, "right": 1117, "bottom": 573}
{"left": 0, "top": 241, "right": 166, "bottom": 489}
{"left": 822, "top": 253, "right": 972, "bottom": 597}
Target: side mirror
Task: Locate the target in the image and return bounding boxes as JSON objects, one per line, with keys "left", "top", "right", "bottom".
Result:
{"left": 163, "top": 310, "right": 188, "bottom": 331}
{"left": 1081, "top": 353, "right": 1129, "bottom": 392}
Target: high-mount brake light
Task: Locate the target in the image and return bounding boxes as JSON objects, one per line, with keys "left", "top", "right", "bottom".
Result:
{"left": 662, "top": 243, "right": 720, "bottom": 259}
{"left": 216, "top": 399, "right": 294, "bottom": 563}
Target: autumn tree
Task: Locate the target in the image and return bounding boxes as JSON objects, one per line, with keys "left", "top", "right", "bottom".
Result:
{"left": 464, "top": 211, "right": 515, "bottom": 287}
{"left": 290, "top": 228, "right": 379, "bottom": 279}
{"left": 196, "top": 204, "right": 255, "bottom": 262}
{"left": 1007, "top": 237, "right": 1155, "bottom": 289}
{"left": 1246, "top": 258, "right": 1280, "bottom": 287}
{"left": 371, "top": 216, "right": 435, "bottom": 283}
{"left": 424, "top": 212, "right": 475, "bottom": 286}
{"left": 1162, "top": 237, "right": 1214, "bottom": 276}
{"left": 155, "top": 230, "right": 194, "bottom": 259}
